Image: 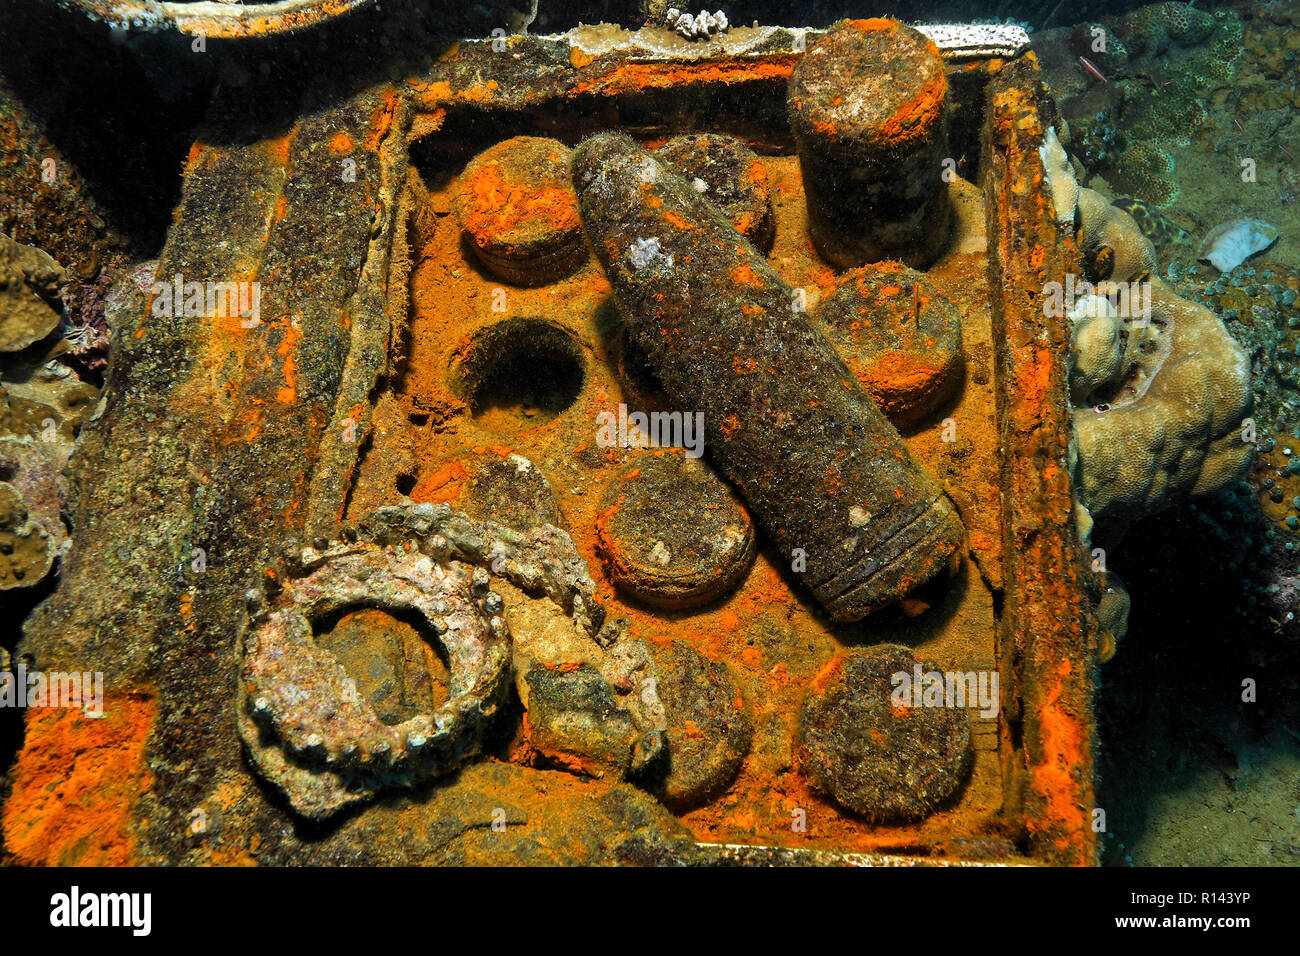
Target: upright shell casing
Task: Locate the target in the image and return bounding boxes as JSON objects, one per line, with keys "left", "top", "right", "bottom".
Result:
{"left": 788, "top": 18, "right": 953, "bottom": 269}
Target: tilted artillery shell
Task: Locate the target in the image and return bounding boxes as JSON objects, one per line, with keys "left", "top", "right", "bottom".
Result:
{"left": 571, "top": 132, "right": 964, "bottom": 620}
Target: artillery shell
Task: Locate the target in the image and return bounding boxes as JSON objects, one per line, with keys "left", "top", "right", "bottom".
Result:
{"left": 572, "top": 132, "right": 964, "bottom": 620}
{"left": 788, "top": 19, "right": 952, "bottom": 269}
{"left": 597, "top": 454, "right": 757, "bottom": 609}
{"left": 798, "top": 645, "right": 974, "bottom": 821}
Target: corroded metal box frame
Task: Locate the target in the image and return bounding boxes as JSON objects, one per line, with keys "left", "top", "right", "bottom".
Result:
{"left": 5, "top": 24, "right": 1099, "bottom": 867}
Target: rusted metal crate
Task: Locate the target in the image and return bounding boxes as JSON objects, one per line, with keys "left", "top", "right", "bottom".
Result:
{"left": 3, "top": 21, "right": 1100, "bottom": 866}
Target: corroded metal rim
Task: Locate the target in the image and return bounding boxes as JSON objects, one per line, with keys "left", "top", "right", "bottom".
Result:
{"left": 59, "top": 3, "right": 1032, "bottom": 56}
{"left": 238, "top": 540, "right": 513, "bottom": 820}
{"left": 553, "top": 21, "right": 1030, "bottom": 62}
{"left": 58, "top": 0, "right": 376, "bottom": 38}
{"left": 242, "top": 545, "right": 512, "bottom": 773}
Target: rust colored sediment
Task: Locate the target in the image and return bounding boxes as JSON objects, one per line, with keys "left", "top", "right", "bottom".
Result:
{"left": 373, "top": 139, "right": 1011, "bottom": 857}
{"left": 3, "top": 694, "right": 155, "bottom": 866}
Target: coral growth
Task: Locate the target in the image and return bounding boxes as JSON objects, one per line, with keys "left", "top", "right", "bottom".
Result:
{"left": 664, "top": 8, "right": 729, "bottom": 40}
{"left": 1039, "top": 127, "right": 1078, "bottom": 225}
{"left": 0, "top": 235, "right": 96, "bottom": 596}
{"left": 1073, "top": 280, "right": 1253, "bottom": 531}
{"left": 0, "top": 232, "right": 65, "bottom": 353}
{"left": 1110, "top": 142, "right": 1180, "bottom": 208}
{"left": 1076, "top": 187, "right": 1158, "bottom": 283}
{"left": 1084, "top": 4, "right": 1246, "bottom": 158}
{"left": 1067, "top": 294, "right": 1124, "bottom": 407}
{"left": 0, "top": 481, "right": 53, "bottom": 590}
{"left": 1118, "top": 2, "right": 1216, "bottom": 56}
{"left": 1118, "top": 2, "right": 1241, "bottom": 81}
{"left": 1069, "top": 110, "right": 1125, "bottom": 178}
{"left": 1067, "top": 22, "right": 1128, "bottom": 73}
{"left": 1050, "top": 136, "right": 1254, "bottom": 654}
{"left": 1119, "top": 83, "right": 1207, "bottom": 149}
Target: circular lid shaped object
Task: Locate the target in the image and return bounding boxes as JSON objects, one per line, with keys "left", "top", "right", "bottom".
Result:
{"left": 454, "top": 136, "right": 587, "bottom": 286}
{"left": 788, "top": 18, "right": 948, "bottom": 155}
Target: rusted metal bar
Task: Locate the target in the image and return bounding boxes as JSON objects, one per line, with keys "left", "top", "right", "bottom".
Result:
{"left": 983, "top": 55, "right": 1098, "bottom": 866}
{"left": 59, "top": 0, "right": 377, "bottom": 39}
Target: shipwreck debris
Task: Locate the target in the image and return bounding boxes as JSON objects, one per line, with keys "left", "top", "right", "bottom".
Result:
{"left": 797, "top": 644, "right": 974, "bottom": 821}
{"left": 572, "top": 131, "right": 965, "bottom": 621}
{"left": 455, "top": 137, "right": 589, "bottom": 287}
{"left": 788, "top": 19, "right": 952, "bottom": 269}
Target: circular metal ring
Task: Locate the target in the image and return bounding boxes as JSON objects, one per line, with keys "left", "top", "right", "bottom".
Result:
{"left": 239, "top": 542, "right": 511, "bottom": 818}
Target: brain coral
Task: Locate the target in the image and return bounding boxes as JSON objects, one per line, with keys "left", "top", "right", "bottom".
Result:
{"left": 1118, "top": 2, "right": 1216, "bottom": 57}
{"left": 1067, "top": 294, "right": 1124, "bottom": 406}
{"left": 1051, "top": 120, "right": 1252, "bottom": 655}
{"left": 1073, "top": 279, "right": 1253, "bottom": 531}
{"left": 1110, "top": 142, "right": 1180, "bottom": 208}
{"left": 1063, "top": 168, "right": 1252, "bottom": 537}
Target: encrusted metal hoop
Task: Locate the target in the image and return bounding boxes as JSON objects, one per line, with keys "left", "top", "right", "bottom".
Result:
{"left": 238, "top": 542, "right": 510, "bottom": 819}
